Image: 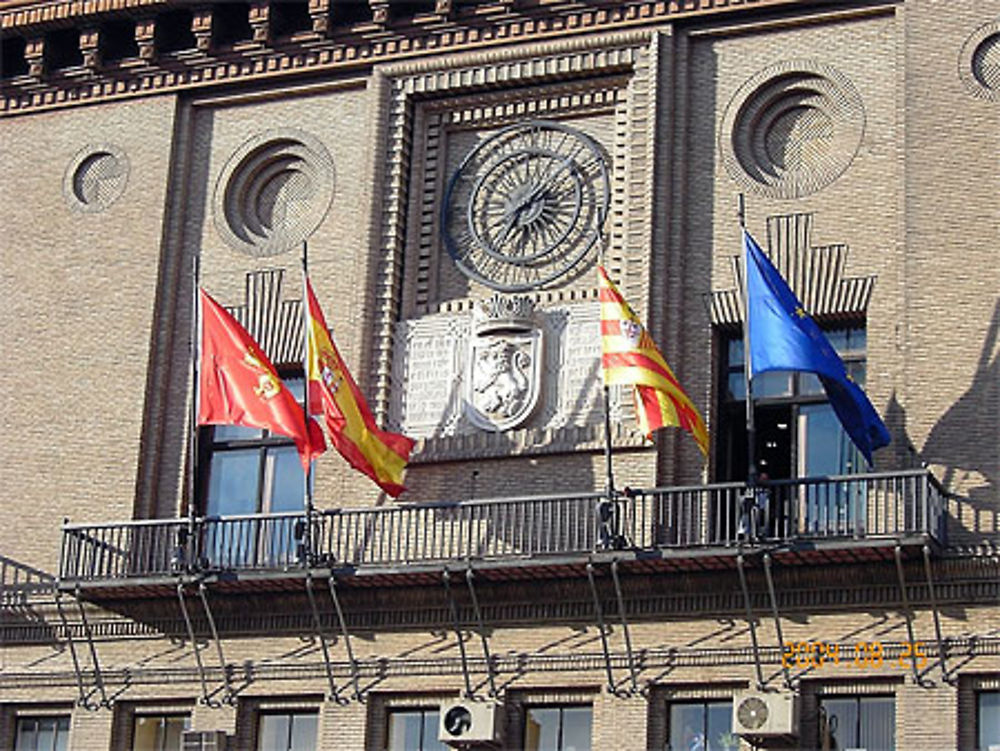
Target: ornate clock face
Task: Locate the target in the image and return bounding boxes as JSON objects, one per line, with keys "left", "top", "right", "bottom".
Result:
{"left": 441, "top": 120, "right": 610, "bottom": 292}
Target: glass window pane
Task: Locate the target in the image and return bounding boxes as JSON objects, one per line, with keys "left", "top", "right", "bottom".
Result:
{"left": 15, "top": 719, "right": 37, "bottom": 751}
{"left": 387, "top": 712, "right": 423, "bottom": 751}
{"left": 421, "top": 712, "right": 447, "bottom": 751}
{"left": 35, "top": 720, "right": 55, "bottom": 751}
{"left": 525, "top": 708, "right": 560, "bottom": 751}
{"left": 206, "top": 450, "right": 260, "bottom": 517}
{"left": 800, "top": 372, "right": 824, "bottom": 396}
{"left": 669, "top": 704, "right": 704, "bottom": 751}
{"left": 560, "top": 707, "right": 591, "bottom": 751}
{"left": 705, "top": 702, "right": 735, "bottom": 751}
{"left": 161, "top": 716, "right": 189, "bottom": 751}
{"left": 268, "top": 447, "right": 306, "bottom": 513}
{"left": 132, "top": 717, "right": 160, "bottom": 751}
{"left": 820, "top": 698, "right": 859, "bottom": 749}
{"left": 212, "top": 424, "right": 263, "bottom": 442}
{"left": 754, "top": 371, "right": 793, "bottom": 399}
{"left": 859, "top": 697, "right": 894, "bottom": 751}
{"left": 258, "top": 714, "right": 291, "bottom": 751}
{"left": 727, "top": 373, "right": 746, "bottom": 401}
{"left": 53, "top": 718, "right": 69, "bottom": 751}
{"left": 727, "top": 338, "right": 744, "bottom": 367}
{"left": 289, "top": 713, "right": 317, "bottom": 751}
{"left": 980, "top": 692, "right": 1000, "bottom": 750}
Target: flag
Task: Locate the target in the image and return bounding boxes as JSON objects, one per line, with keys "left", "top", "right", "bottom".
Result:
{"left": 598, "top": 266, "right": 709, "bottom": 456}
{"left": 743, "top": 229, "right": 890, "bottom": 465}
{"left": 197, "top": 289, "right": 326, "bottom": 471}
{"left": 304, "top": 279, "right": 415, "bottom": 497}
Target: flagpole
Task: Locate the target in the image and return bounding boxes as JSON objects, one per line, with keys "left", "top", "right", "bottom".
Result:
{"left": 738, "top": 194, "right": 756, "bottom": 487}
{"left": 301, "top": 242, "right": 315, "bottom": 567}
{"left": 187, "top": 255, "right": 201, "bottom": 571}
{"left": 599, "top": 241, "right": 617, "bottom": 548}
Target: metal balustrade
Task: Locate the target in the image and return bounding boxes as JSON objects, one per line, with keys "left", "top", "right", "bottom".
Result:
{"left": 58, "top": 470, "right": 947, "bottom": 584}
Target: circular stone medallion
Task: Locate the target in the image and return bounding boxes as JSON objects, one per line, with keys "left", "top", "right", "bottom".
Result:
{"left": 63, "top": 145, "right": 129, "bottom": 213}
{"left": 720, "top": 60, "right": 865, "bottom": 199}
{"left": 213, "top": 129, "right": 335, "bottom": 257}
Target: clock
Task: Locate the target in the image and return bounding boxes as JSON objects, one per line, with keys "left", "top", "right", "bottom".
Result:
{"left": 441, "top": 120, "right": 610, "bottom": 292}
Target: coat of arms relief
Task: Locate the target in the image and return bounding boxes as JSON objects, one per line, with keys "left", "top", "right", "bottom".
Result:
{"left": 390, "top": 293, "right": 611, "bottom": 453}
{"left": 465, "top": 295, "right": 543, "bottom": 432}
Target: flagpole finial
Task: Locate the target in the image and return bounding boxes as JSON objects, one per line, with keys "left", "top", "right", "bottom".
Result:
{"left": 738, "top": 193, "right": 746, "bottom": 229}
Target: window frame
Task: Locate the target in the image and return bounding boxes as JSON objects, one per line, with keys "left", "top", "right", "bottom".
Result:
{"left": 254, "top": 709, "right": 319, "bottom": 751}
{"left": 198, "top": 373, "right": 312, "bottom": 519}
{"left": 129, "top": 712, "right": 191, "bottom": 751}
{"left": 978, "top": 690, "right": 1000, "bottom": 751}
{"left": 522, "top": 703, "right": 592, "bottom": 751}
{"left": 666, "top": 698, "right": 736, "bottom": 751}
{"left": 817, "top": 693, "right": 895, "bottom": 751}
{"left": 13, "top": 715, "right": 71, "bottom": 751}
{"left": 385, "top": 707, "right": 447, "bottom": 751}
{"left": 716, "top": 324, "right": 868, "bottom": 482}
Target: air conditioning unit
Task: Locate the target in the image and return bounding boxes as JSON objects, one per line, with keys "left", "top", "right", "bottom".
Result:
{"left": 438, "top": 699, "right": 502, "bottom": 746}
{"left": 732, "top": 691, "right": 798, "bottom": 737}
{"left": 181, "top": 730, "right": 228, "bottom": 751}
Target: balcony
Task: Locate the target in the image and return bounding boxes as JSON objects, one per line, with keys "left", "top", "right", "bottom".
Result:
{"left": 59, "top": 469, "right": 947, "bottom": 597}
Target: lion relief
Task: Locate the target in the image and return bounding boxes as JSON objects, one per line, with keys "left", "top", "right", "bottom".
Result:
{"left": 473, "top": 339, "right": 531, "bottom": 418}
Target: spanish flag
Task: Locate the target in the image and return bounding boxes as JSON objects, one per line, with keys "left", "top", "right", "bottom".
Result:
{"left": 598, "top": 266, "right": 709, "bottom": 457}
{"left": 304, "top": 278, "right": 415, "bottom": 497}
{"left": 198, "top": 289, "right": 326, "bottom": 471}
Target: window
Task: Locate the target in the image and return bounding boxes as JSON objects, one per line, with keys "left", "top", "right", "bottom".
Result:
{"left": 818, "top": 695, "right": 894, "bottom": 751}
{"left": 14, "top": 716, "right": 70, "bottom": 751}
{"left": 386, "top": 709, "right": 447, "bottom": 751}
{"left": 719, "top": 326, "right": 867, "bottom": 481}
{"left": 132, "top": 714, "right": 190, "bottom": 751}
{"left": 257, "top": 711, "right": 318, "bottom": 751}
{"left": 523, "top": 705, "right": 591, "bottom": 751}
{"left": 980, "top": 691, "right": 1000, "bottom": 750}
{"left": 718, "top": 327, "right": 869, "bottom": 536}
{"left": 668, "top": 700, "right": 736, "bottom": 751}
{"left": 201, "top": 376, "right": 310, "bottom": 566}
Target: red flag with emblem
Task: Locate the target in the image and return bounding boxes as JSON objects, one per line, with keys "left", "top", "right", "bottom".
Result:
{"left": 197, "top": 288, "right": 326, "bottom": 471}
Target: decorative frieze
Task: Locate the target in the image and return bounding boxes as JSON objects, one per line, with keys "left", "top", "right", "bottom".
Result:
{"left": 1, "top": 0, "right": 794, "bottom": 115}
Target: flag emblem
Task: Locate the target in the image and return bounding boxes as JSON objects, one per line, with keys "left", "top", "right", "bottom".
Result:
{"left": 598, "top": 266, "right": 709, "bottom": 456}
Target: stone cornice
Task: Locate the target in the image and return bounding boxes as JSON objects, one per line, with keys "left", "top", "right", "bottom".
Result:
{"left": 0, "top": 0, "right": 800, "bottom": 115}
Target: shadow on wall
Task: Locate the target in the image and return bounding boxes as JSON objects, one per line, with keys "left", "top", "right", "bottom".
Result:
{"left": 921, "top": 297, "right": 1000, "bottom": 547}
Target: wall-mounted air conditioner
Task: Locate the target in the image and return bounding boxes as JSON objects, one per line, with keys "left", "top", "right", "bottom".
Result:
{"left": 732, "top": 691, "right": 798, "bottom": 737}
{"left": 438, "top": 699, "right": 502, "bottom": 746}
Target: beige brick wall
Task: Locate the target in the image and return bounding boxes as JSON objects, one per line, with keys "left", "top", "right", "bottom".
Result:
{"left": 0, "top": 95, "right": 179, "bottom": 575}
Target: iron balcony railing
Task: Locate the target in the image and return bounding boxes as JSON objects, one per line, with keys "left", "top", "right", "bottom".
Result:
{"left": 59, "top": 469, "right": 947, "bottom": 583}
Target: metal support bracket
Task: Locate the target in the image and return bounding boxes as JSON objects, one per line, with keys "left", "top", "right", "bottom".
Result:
{"left": 305, "top": 572, "right": 338, "bottom": 701}
{"left": 609, "top": 560, "right": 638, "bottom": 693}
{"left": 465, "top": 568, "right": 497, "bottom": 697}
{"left": 73, "top": 585, "right": 109, "bottom": 708}
{"left": 894, "top": 546, "right": 924, "bottom": 685}
{"left": 586, "top": 561, "right": 616, "bottom": 693}
{"left": 54, "top": 589, "right": 96, "bottom": 709}
{"left": 327, "top": 573, "right": 363, "bottom": 703}
{"left": 196, "top": 582, "right": 233, "bottom": 704}
{"left": 762, "top": 554, "right": 793, "bottom": 689}
{"left": 176, "top": 581, "right": 213, "bottom": 706}
{"left": 922, "top": 545, "right": 951, "bottom": 683}
{"left": 443, "top": 569, "right": 473, "bottom": 698}
{"left": 736, "top": 555, "right": 765, "bottom": 690}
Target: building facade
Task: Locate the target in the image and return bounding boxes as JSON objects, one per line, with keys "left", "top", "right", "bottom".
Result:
{"left": 0, "top": 0, "right": 998, "bottom": 749}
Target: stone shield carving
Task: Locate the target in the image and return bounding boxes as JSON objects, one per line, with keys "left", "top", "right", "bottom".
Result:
{"left": 465, "top": 295, "right": 543, "bottom": 432}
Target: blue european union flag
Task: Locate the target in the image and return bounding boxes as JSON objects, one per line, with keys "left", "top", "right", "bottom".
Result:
{"left": 744, "top": 230, "right": 890, "bottom": 465}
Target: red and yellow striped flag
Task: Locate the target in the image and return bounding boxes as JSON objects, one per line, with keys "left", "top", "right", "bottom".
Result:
{"left": 305, "top": 278, "right": 415, "bottom": 497}
{"left": 598, "top": 266, "right": 709, "bottom": 457}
